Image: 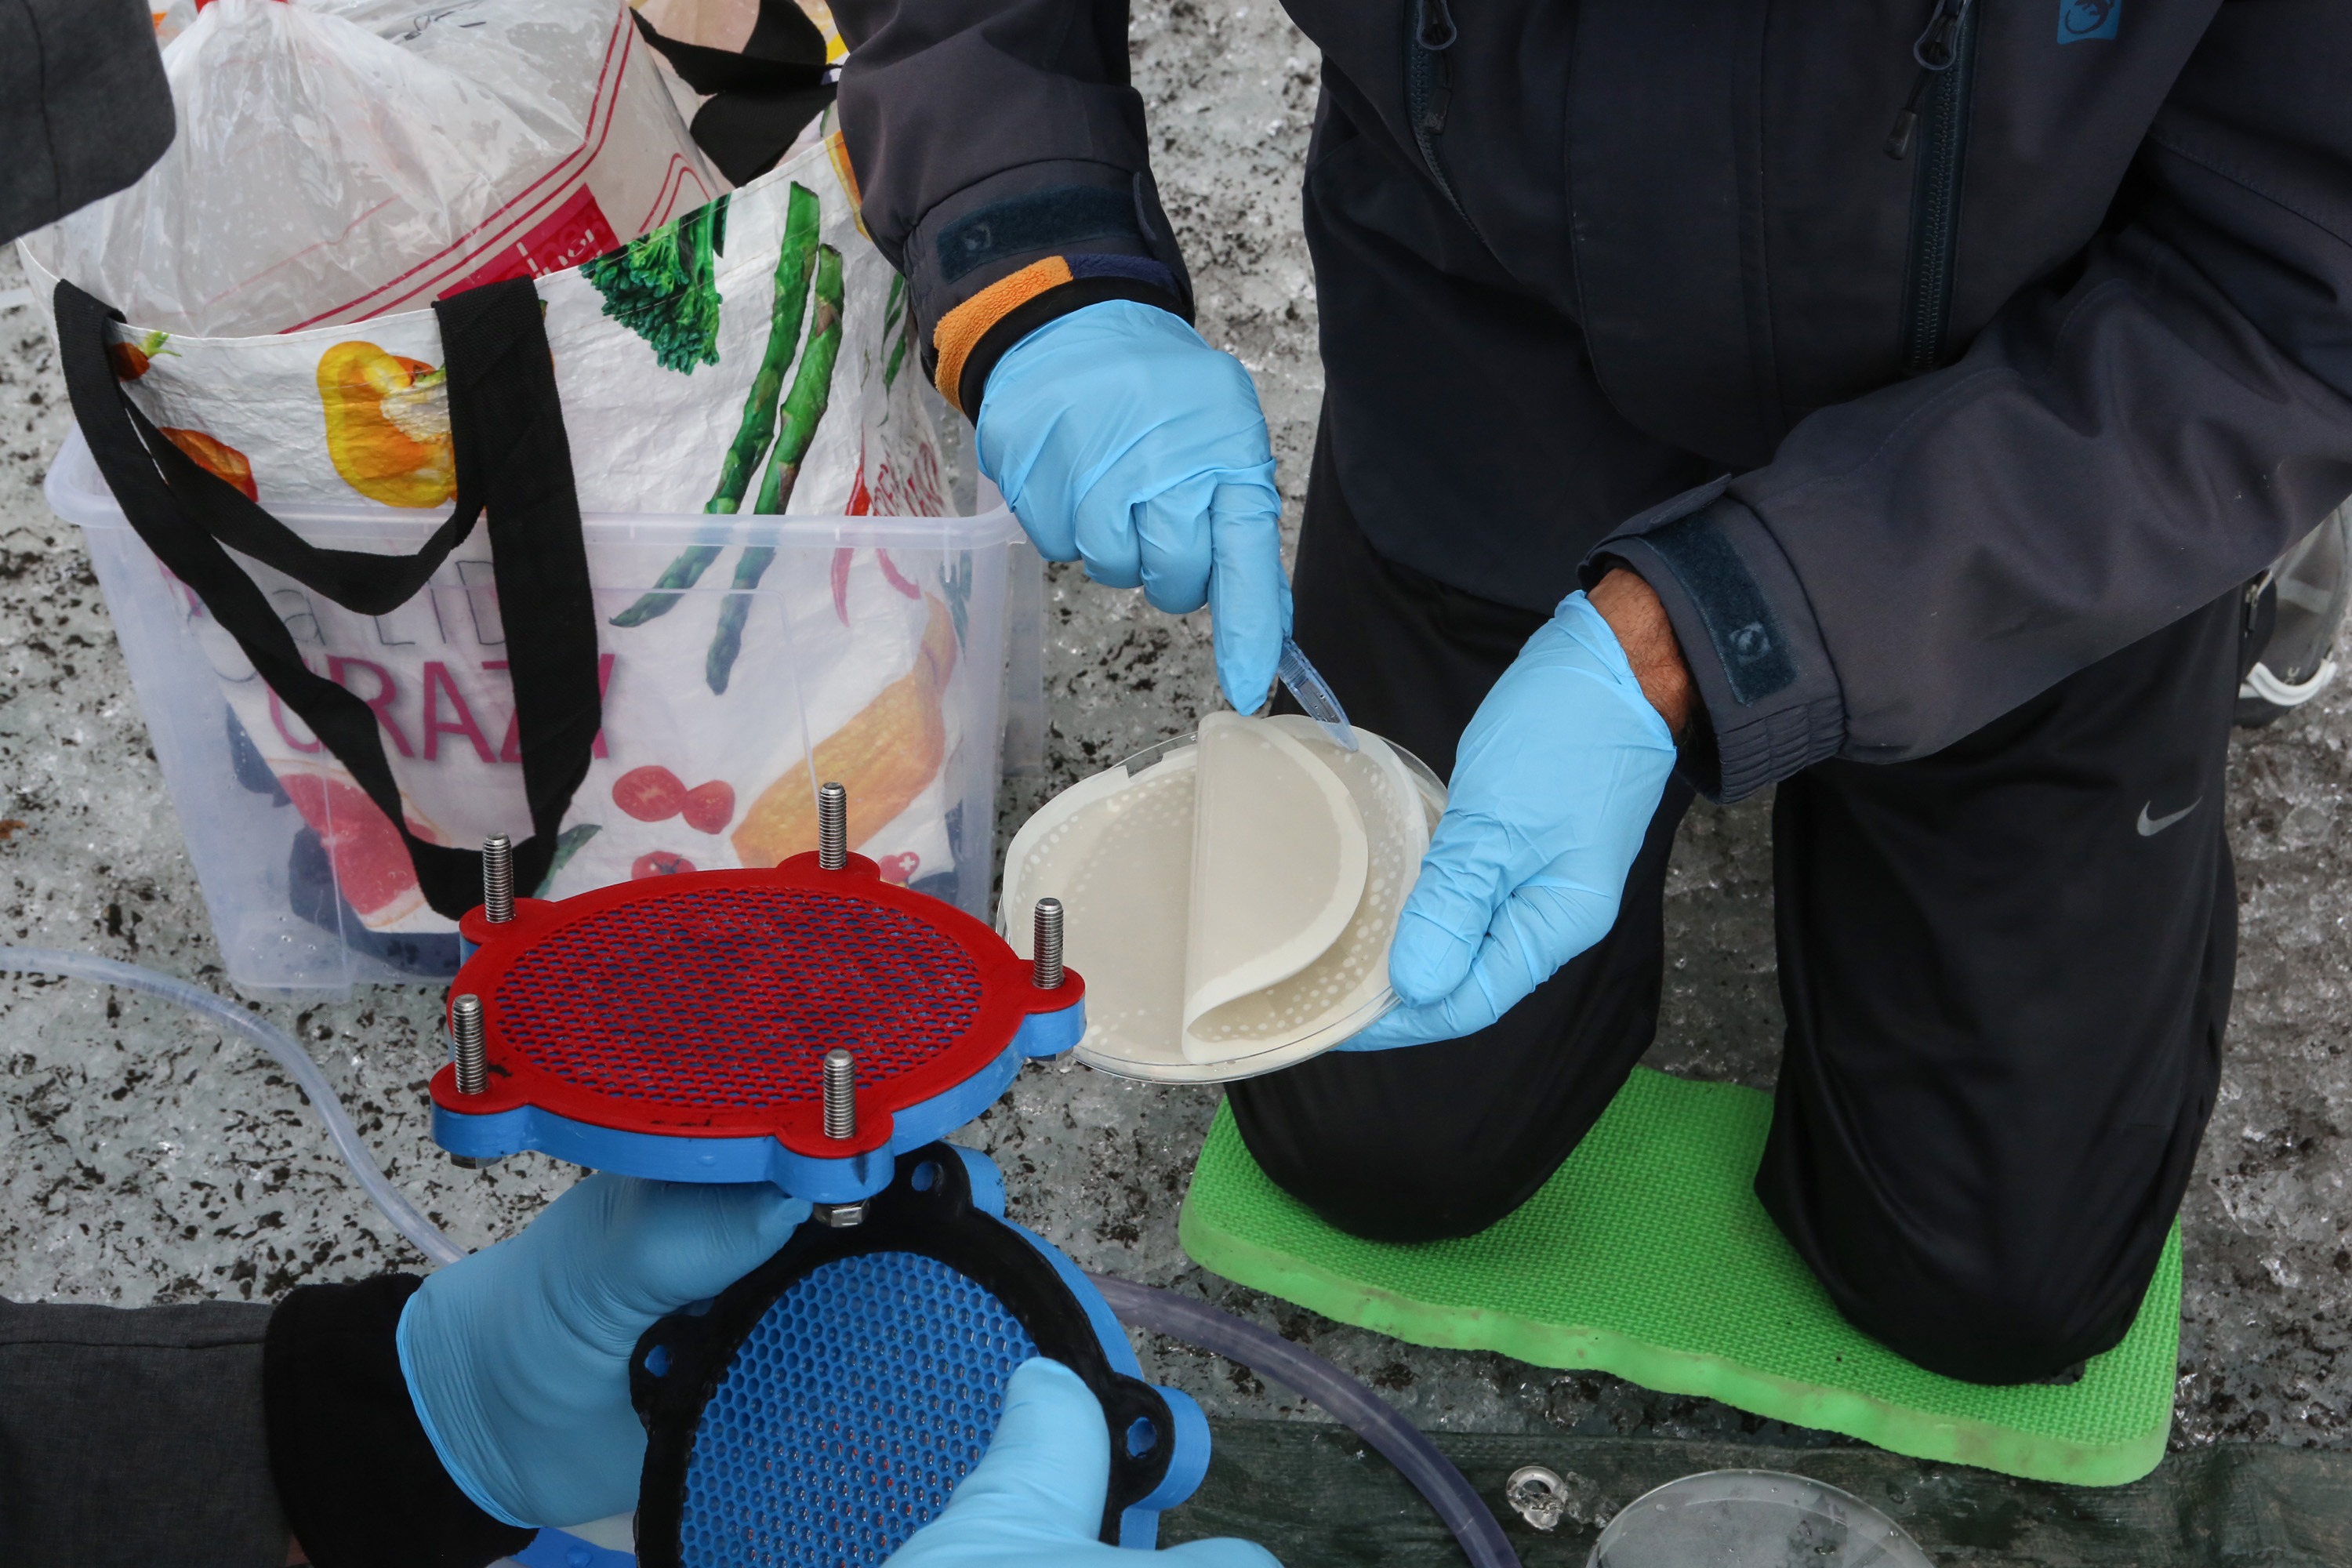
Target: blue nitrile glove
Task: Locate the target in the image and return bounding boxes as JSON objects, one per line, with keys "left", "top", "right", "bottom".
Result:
{"left": 1346, "top": 591, "right": 1678, "bottom": 1051}
{"left": 975, "top": 299, "right": 1290, "bottom": 713}
{"left": 886, "top": 1358, "right": 1280, "bottom": 1568}
{"left": 397, "top": 1174, "right": 807, "bottom": 1527}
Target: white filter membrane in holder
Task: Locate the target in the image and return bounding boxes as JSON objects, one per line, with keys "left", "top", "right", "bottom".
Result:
{"left": 1003, "top": 714, "right": 1443, "bottom": 1082}
{"left": 1183, "top": 714, "right": 1368, "bottom": 1051}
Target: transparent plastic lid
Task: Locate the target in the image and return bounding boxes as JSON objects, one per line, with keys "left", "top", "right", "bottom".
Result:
{"left": 1587, "top": 1469, "right": 1933, "bottom": 1568}
{"left": 999, "top": 716, "right": 1446, "bottom": 1083}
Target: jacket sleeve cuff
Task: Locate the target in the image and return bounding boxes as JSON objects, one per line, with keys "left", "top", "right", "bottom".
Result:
{"left": 1584, "top": 482, "right": 1845, "bottom": 801}
{"left": 898, "top": 159, "right": 1192, "bottom": 412}
{"left": 264, "top": 1275, "right": 534, "bottom": 1568}
{"left": 933, "top": 256, "right": 1185, "bottom": 416}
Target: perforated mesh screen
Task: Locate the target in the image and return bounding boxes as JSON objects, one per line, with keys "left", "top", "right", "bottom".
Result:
{"left": 495, "top": 888, "right": 984, "bottom": 1105}
{"left": 678, "top": 1251, "right": 1038, "bottom": 1565}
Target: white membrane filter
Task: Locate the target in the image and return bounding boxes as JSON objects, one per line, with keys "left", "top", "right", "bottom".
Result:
{"left": 1185, "top": 717, "right": 1430, "bottom": 1059}
{"left": 1181, "top": 713, "right": 1370, "bottom": 1062}
{"left": 1001, "top": 717, "right": 1446, "bottom": 1083}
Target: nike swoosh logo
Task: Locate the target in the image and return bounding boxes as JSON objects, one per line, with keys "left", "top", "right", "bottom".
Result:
{"left": 2137, "top": 798, "right": 2202, "bottom": 837}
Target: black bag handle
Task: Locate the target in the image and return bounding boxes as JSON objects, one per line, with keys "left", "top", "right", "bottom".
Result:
{"left": 55, "top": 277, "right": 603, "bottom": 923}
{"left": 633, "top": 0, "right": 837, "bottom": 187}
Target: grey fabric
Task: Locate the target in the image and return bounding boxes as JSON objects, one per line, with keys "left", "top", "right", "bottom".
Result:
{"left": 0, "top": 1298, "right": 287, "bottom": 1568}
{"left": 0, "top": 0, "right": 174, "bottom": 246}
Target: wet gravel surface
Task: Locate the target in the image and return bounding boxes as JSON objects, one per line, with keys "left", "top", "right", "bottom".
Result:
{"left": 0, "top": 0, "right": 2344, "bottom": 1468}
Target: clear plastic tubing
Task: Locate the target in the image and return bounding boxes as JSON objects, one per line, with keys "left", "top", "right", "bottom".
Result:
{"left": 1087, "top": 1272, "right": 1520, "bottom": 1568}
{"left": 0, "top": 947, "right": 1513, "bottom": 1563}
{"left": 0, "top": 948, "right": 463, "bottom": 1266}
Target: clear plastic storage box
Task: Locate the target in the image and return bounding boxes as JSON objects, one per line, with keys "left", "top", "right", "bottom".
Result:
{"left": 44, "top": 430, "right": 1041, "bottom": 996}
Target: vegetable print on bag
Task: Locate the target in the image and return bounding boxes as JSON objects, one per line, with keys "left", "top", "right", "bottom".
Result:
{"left": 38, "top": 134, "right": 961, "bottom": 946}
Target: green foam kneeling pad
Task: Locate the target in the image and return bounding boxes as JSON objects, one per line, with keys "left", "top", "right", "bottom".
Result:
{"left": 1181, "top": 1065, "right": 2179, "bottom": 1487}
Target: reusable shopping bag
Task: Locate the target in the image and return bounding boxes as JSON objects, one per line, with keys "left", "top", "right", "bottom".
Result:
{"left": 31, "top": 2, "right": 964, "bottom": 964}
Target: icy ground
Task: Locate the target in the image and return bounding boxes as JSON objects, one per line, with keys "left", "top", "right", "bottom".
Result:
{"left": 0, "top": 1, "right": 2344, "bottom": 1467}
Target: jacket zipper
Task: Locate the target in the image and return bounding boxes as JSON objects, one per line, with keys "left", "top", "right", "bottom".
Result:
{"left": 1889, "top": 0, "right": 1980, "bottom": 373}
{"left": 1406, "top": 0, "right": 1486, "bottom": 245}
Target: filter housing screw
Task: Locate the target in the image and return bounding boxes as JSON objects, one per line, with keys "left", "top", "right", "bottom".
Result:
{"left": 817, "top": 782, "right": 848, "bottom": 869}
{"left": 811, "top": 1047, "right": 864, "bottom": 1226}
{"left": 481, "top": 832, "right": 515, "bottom": 924}
{"left": 1033, "top": 897, "right": 1065, "bottom": 990}
{"left": 823, "top": 1047, "right": 856, "bottom": 1139}
{"left": 448, "top": 992, "right": 491, "bottom": 1167}
{"left": 451, "top": 994, "right": 488, "bottom": 1096}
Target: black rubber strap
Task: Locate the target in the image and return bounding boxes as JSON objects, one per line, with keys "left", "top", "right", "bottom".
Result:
{"left": 632, "top": 0, "right": 836, "bottom": 187}
{"left": 56, "top": 277, "right": 601, "bottom": 921}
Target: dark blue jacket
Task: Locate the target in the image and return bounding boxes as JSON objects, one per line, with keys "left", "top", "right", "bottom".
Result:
{"left": 835, "top": 0, "right": 2352, "bottom": 797}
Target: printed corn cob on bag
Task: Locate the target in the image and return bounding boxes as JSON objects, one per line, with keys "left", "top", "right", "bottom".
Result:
{"left": 31, "top": 131, "right": 972, "bottom": 962}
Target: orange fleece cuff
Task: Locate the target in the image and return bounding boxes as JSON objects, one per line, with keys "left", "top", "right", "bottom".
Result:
{"left": 931, "top": 256, "right": 1076, "bottom": 414}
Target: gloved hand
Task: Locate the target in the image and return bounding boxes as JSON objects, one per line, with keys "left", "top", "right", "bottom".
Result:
{"left": 1345, "top": 590, "right": 1677, "bottom": 1051}
{"left": 397, "top": 1174, "right": 806, "bottom": 1527}
{"left": 886, "top": 1358, "right": 1279, "bottom": 1568}
{"left": 975, "top": 299, "right": 1290, "bottom": 713}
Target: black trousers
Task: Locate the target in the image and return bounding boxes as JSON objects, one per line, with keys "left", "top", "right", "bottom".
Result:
{"left": 1233, "top": 429, "right": 2239, "bottom": 1385}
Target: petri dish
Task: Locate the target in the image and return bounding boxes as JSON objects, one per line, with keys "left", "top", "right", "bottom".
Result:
{"left": 1587, "top": 1469, "right": 1934, "bottom": 1568}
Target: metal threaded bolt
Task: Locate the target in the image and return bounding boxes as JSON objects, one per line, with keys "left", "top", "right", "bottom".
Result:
{"left": 451, "top": 993, "right": 487, "bottom": 1096}
{"left": 817, "top": 782, "right": 848, "bottom": 869}
{"left": 481, "top": 832, "right": 514, "bottom": 924}
{"left": 1033, "top": 897, "right": 1065, "bottom": 989}
{"left": 823, "top": 1047, "right": 856, "bottom": 1139}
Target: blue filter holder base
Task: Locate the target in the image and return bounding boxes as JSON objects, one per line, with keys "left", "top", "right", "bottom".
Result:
{"left": 629, "top": 1143, "right": 1208, "bottom": 1566}
{"left": 513, "top": 1527, "right": 636, "bottom": 1568}
{"left": 433, "top": 1002, "right": 1082, "bottom": 1203}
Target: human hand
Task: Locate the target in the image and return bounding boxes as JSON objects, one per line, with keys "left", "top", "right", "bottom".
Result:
{"left": 397, "top": 1174, "right": 807, "bottom": 1526}
{"left": 1345, "top": 584, "right": 1679, "bottom": 1050}
{"left": 975, "top": 299, "right": 1290, "bottom": 712}
{"left": 885, "top": 1358, "right": 1279, "bottom": 1568}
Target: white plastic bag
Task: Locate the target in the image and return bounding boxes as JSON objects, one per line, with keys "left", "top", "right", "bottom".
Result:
{"left": 25, "top": 0, "right": 720, "bottom": 338}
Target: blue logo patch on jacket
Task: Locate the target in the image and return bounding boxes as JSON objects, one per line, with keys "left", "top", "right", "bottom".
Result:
{"left": 2059, "top": 0, "right": 2120, "bottom": 42}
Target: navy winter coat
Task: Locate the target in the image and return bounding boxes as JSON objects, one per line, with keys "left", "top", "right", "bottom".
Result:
{"left": 834, "top": 0, "right": 2352, "bottom": 797}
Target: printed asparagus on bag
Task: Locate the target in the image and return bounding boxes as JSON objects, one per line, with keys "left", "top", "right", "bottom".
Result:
{"left": 710, "top": 243, "right": 846, "bottom": 691}
{"left": 608, "top": 185, "right": 822, "bottom": 628}
{"left": 751, "top": 244, "right": 844, "bottom": 517}
{"left": 712, "top": 185, "right": 823, "bottom": 514}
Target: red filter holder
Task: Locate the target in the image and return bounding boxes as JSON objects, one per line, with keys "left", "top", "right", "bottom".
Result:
{"left": 429, "top": 852, "right": 1085, "bottom": 1202}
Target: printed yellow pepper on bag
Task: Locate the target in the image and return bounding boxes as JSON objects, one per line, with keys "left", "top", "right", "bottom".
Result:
{"left": 317, "top": 341, "right": 456, "bottom": 508}
{"left": 731, "top": 595, "right": 959, "bottom": 869}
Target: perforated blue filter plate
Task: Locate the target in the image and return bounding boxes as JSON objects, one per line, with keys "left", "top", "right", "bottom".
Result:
{"left": 679, "top": 1251, "right": 1040, "bottom": 1563}
{"left": 631, "top": 1145, "right": 1209, "bottom": 1568}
